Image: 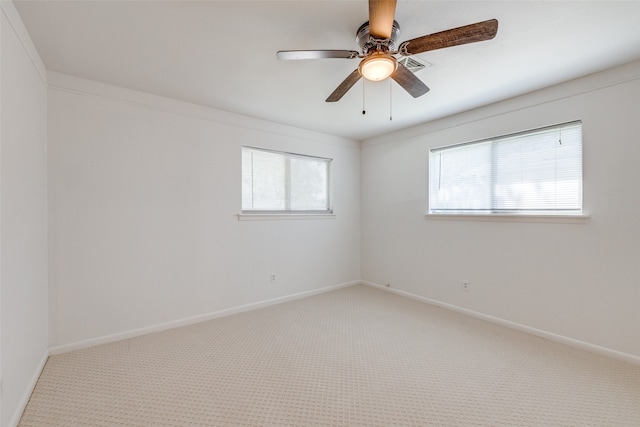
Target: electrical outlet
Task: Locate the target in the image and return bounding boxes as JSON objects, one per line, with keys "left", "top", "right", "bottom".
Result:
{"left": 270, "top": 273, "right": 276, "bottom": 283}
{"left": 462, "top": 281, "right": 470, "bottom": 291}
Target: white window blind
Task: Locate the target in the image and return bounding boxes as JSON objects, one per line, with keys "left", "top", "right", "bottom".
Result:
{"left": 429, "top": 121, "right": 582, "bottom": 214}
{"left": 242, "top": 147, "right": 332, "bottom": 213}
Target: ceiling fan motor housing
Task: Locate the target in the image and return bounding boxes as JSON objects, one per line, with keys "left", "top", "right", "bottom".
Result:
{"left": 356, "top": 20, "right": 401, "bottom": 54}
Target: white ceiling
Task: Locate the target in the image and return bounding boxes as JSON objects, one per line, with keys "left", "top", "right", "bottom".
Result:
{"left": 14, "top": 0, "right": 640, "bottom": 141}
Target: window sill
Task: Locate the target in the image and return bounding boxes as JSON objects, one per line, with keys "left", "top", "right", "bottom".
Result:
{"left": 425, "top": 212, "right": 590, "bottom": 224}
{"left": 237, "top": 213, "right": 336, "bottom": 221}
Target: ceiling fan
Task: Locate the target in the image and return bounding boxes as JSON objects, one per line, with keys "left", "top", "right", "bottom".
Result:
{"left": 277, "top": 0, "right": 498, "bottom": 102}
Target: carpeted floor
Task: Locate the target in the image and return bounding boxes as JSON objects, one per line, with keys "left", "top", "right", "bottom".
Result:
{"left": 19, "top": 285, "right": 640, "bottom": 426}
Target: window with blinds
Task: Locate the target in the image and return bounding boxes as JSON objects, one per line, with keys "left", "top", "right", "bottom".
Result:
{"left": 429, "top": 121, "right": 582, "bottom": 214}
{"left": 242, "top": 147, "right": 332, "bottom": 214}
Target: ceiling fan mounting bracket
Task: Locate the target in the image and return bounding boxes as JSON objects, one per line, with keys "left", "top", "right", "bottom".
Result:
{"left": 397, "top": 41, "right": 411, "bottom": 56}
{"left": 356, "top": 21, "right": 401, "bottom": 55}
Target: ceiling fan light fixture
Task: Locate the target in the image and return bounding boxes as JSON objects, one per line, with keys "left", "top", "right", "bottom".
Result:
{"left": 359, "top": 54, "right": 397, "bottom": 81}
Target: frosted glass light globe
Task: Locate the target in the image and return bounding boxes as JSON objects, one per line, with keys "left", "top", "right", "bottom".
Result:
{"left": 359, "top": 54, "right": 397, "bottom": 81}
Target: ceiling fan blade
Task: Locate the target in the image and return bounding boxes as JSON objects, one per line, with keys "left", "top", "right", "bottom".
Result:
{"left": 399, "top": 19, "right": 498, "bottom": 56}
{"left": 391, "top": 62, "right": 430, "bottom": 98}
{"left": 326, "top": 69, "right": 362, "bottom": 102}
{"left": 369, "top": 0, "right": 397, "bottom": 39}
{"left": 277, "top": 50, "right": 359, "bottom": 60}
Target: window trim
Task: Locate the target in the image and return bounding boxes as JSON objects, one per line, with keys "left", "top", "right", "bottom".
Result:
{"left": 428, "top": 120, "right": 583, "bottom": 218}
{"left": 237, "top": 213, "right": 336, "bottom": 221}
{"left": 425, "top": 212, "right": 589, "bottom": 224}
{"left": 241, "top": 146, "right": 333, "bottom": 215}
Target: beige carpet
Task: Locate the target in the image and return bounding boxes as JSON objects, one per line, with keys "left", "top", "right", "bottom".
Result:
{"left": 19, "top": 285, "right": 640, "bottom": 426}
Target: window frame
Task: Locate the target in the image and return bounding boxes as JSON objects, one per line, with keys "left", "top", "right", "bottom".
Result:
{"left": 427, "top": 121, "right": 588, "bottom": 222}
{"left": 240, "top": 146, "right": 333, "bottom": 217}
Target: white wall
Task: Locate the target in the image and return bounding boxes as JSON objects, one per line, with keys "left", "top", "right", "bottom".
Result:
{"left": 361, "top": 60, "right": 640, "bottom": 360}
{"left": 47, "top": 73, "right": 361, "bottom": 348}
{"left": 0, "top": 2, "right": 49, "bottom": 426}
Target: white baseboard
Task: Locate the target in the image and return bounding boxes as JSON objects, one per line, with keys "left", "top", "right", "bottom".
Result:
{"left": 361, "top": 280, "right": 640, "bottom": 367}
{"left": 49, "top": 281, "right": 359, "bottom": 355}
{"left": 9, "top": 351, "right": 49, "bottom": 427}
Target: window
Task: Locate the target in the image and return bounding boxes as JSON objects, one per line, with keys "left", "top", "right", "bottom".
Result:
{"left": 429, "top": 121, "right": 582, "bottom": 215}
{"left": 242, "top": 146, "right": 332, "bottom": 214}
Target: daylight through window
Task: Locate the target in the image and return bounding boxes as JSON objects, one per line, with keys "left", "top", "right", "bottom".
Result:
{"left": 242, "top": 147, "right": 332, "bottom": 214}
{"left": 429, "top": 121, "right": 582, "bottom": 215}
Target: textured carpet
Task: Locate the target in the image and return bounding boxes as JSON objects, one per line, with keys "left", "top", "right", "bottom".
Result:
{"left": 19, "top": 285, "right": 640, "bottom": 426}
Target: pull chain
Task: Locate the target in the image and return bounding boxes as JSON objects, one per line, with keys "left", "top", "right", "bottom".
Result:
{"left": 362, "top": 79, "right": 366, "bottom": 115}
{"left": 389, "top": 78, "right": 393, "bottom": 121}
